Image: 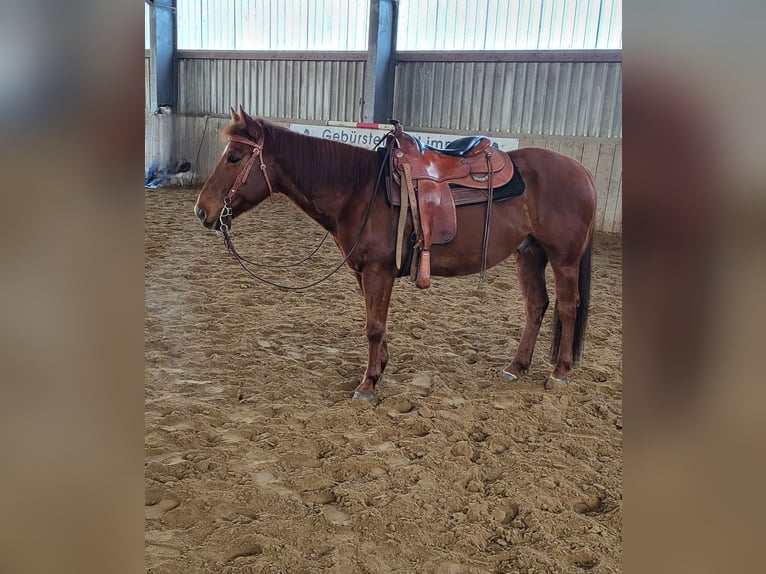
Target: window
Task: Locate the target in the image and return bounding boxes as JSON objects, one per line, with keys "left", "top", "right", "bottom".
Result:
{"left": 145, "top": 2, "right": 151, "bottom": 49}
{"left": 175, "top": 0, "right": 370, "bottom": 50}
{"left": 145, "top": 1, "right": 621, "bottom": 52}
{"left": 396, "top": 0, "right": 622, "bottom": 50}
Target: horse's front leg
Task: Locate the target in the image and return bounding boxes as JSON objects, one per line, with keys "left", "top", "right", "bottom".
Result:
{"left": 353, "top": 267, "right": 394, "bottom": 401}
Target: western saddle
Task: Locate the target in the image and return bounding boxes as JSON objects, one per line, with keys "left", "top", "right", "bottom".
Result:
{"left": 384, "top": 120, "right": 515, "bottom": 288}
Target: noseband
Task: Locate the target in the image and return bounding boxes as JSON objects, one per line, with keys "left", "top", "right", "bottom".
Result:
{"left": 220, "top": 134, "right": 276, "bottom": 229}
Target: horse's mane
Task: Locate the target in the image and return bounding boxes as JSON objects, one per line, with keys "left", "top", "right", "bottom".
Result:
{"left": 224, "top": 119, "right": 381, "bottom": 194}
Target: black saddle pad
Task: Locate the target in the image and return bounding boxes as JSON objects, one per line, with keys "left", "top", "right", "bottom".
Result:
{"left": 448, "top": 161, "right": 526, "bottom": 202}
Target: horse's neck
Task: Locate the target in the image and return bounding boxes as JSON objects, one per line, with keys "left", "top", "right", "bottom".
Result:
{"left": 280, "top": 180, "right": 338, "bottom": 232}
{"left": 272, "top": 137, "right": 377, "bottom": 234}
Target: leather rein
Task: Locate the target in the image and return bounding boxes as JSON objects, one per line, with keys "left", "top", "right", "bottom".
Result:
{"left": 218, "top": 133, "right": 391, "bottom": 291}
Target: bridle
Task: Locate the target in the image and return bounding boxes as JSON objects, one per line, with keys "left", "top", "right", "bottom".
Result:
{"left": 218, "top": 134, "right": 276, "bottom": 230}
{"left": 216, "top": 133, "right": 393, "bottom": 291}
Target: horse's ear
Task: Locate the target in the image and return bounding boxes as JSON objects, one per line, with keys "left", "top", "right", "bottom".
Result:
{"left": 240, "top": 108, "right": 263, "bottom": 142}
{"left": 230, "top": 106, "right": 240, "bottom": 122}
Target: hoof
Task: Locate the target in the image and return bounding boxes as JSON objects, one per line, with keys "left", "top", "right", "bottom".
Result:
{"left": 545, "top": 376, "right": 568, "bottom": 390}
{"left": 352, "top": 391, "right": 375, "bottom": 402}
{"left": 501, "top": 369, "right": 519, "bottom": 382}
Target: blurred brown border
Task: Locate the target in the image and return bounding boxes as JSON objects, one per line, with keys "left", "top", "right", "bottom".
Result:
{"left": 624, "top": 2, "right": 766, "bottom": 572}
{"left": 3, "top": 1, "right": 766, "bottom": 572}
{"left": 0, "top": 2, "right": 146, "bottom": 573}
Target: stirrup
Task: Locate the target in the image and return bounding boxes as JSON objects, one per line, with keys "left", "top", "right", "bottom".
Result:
{"left": 416, "top": 250, "right": 431, "bottom": 289}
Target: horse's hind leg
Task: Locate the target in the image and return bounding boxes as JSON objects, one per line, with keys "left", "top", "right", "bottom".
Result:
{"left": 547, "top": 261, "right": 581, "bottom": 388}
{"left": 502, "top": 244, "right": 549, "bottom": 381}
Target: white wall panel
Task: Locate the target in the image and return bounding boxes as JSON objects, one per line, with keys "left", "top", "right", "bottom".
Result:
{"left": 397, "top": 0, "right": 622, "bottom": 50}
{"left": 176, "top": 0, "right": 369, "bottom": 50}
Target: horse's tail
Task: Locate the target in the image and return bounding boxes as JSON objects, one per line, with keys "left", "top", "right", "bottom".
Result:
{"left": 550, "top": 233, "right": 592, "bottom": 364}
{"left": 572, "top": 233, "right": 592, "bottom": 363}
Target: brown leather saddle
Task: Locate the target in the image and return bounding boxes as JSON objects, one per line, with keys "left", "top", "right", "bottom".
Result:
{"left": 385, "top": 120, "right": 515, "bottom": 288}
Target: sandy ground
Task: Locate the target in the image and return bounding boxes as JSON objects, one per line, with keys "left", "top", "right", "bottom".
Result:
{"left": 145, "top": 188, "right": 622, "bottom": 573}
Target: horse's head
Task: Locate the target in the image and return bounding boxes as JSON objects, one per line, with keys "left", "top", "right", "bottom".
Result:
{"left": 194, "top": 106, "right": 275, "bottom": 230}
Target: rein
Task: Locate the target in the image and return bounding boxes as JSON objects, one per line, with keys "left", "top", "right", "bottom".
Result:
{"left": 229, "top": 232, "right": 330, "bottom": 269}
{"left": 219, "top": 134, "right": 330, "bottom": 269}
{"left": 219, "top": 136, "right": 392, "bottom": 291}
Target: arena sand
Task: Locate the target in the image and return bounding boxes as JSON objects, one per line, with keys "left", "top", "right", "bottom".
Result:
{"left": 146, "top": 188, "right": 622, "bottom": 573}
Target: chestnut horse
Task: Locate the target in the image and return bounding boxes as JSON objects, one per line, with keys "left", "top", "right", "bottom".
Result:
{"left": 195, "top": 109, "right": 596, "bottom": 400}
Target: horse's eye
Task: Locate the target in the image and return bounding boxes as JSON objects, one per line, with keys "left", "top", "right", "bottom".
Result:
{"left": 227, "top": 155, "right": 240, "bottom": 165}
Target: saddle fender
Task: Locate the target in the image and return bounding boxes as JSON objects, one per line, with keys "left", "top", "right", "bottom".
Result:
{"left": 416, "top": 180, "right": 457, "bottom": 245}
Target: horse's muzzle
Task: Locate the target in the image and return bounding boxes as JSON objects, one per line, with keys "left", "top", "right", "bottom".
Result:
{"left": 195, "top": 205, "right": 222, "bottom": 230}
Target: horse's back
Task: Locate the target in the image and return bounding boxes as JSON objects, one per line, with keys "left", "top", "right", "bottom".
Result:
{"left": 510, "top": 147, "right": 595, "bottom": 190}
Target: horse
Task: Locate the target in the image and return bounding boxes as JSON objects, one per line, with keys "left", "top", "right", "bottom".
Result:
{"left": 194, "top": 108, "right": 596, "bottom": 401}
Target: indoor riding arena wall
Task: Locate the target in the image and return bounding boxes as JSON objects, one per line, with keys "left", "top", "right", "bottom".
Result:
{"left": 145, "top": 50, "right": 622, "bottom": 233}
{"left": 145, "top": 45, "right": 622, "bottom": 573}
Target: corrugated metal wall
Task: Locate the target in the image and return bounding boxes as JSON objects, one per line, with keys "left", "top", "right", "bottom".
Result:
{"left": 390, "top": 51, "right": 622, "bottom": 231}
{"left": 394, "top": 57, "right": 621, "bottom": 138}
{"left": 177, "top": 54, "right": 366, "bottom": 121}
